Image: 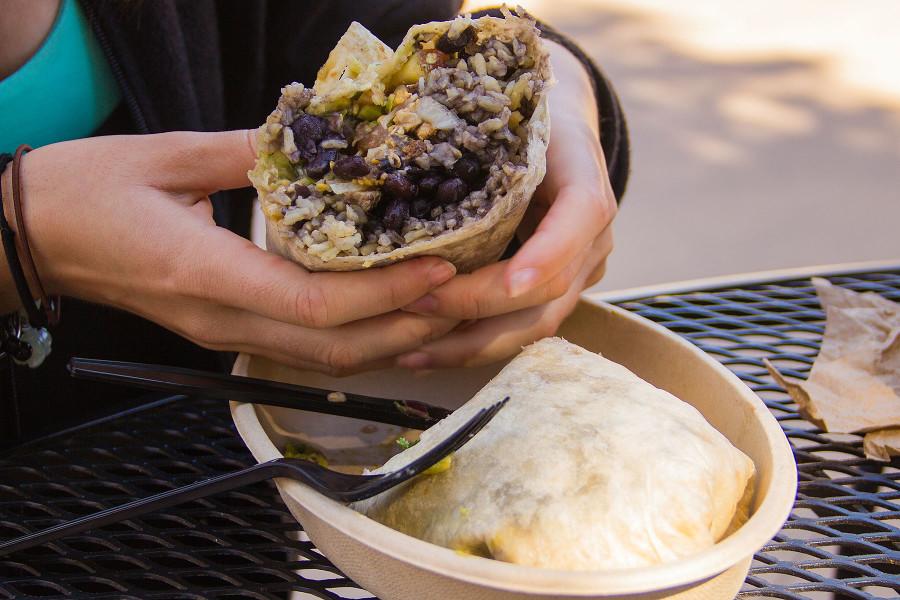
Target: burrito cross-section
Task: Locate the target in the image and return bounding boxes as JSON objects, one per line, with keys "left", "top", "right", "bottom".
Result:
{"left": 250, "top": 11, "right": 552, "bottom": 272}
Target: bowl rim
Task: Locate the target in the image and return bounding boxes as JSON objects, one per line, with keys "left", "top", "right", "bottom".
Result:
{"left": 230, "top": 298, "right": 798, "bottom": 595}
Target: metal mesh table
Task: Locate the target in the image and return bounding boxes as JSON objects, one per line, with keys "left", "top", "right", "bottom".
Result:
{"left": 2, "top": 267, "right": 899, "bottom": 599}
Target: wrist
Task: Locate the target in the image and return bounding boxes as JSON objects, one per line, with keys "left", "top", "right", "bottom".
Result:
{"left": 1, "top": 150, "right": 62, "bottom": 306}
{"left": 0, "top": 163, "right": 21, "bottom": 313}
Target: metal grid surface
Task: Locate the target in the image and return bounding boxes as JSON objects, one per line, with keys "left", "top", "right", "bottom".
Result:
{"left": 1, "top": 269, "right": 899, "bottom": 599}
{"left": 618, "top": 271, "right": 900, "bottom": 600}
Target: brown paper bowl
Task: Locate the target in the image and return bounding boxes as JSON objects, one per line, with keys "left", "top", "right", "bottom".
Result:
{"left": 230, "top": 298, "right": 797, "bottom": 599}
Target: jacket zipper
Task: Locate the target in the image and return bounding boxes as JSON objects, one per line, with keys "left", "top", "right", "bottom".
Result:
{"left": 79, "top": 0, "right": 149, "bottom": 134}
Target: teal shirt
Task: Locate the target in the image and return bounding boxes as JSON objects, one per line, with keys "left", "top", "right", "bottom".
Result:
{"left": 0, "top": 0, "right": 121, "bottom": 152}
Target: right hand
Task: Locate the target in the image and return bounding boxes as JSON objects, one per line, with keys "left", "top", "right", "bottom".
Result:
{"left": 2, "top": 131, "right": 460, "bottom": 375}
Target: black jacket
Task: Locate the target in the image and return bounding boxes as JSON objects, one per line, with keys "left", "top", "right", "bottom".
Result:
{"left": 0, "top": 1, "right": 629, "bottom": 445}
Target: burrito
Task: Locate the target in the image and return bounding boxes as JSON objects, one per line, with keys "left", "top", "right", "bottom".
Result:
{"left": 353, "top": 338, "right": 756, "bottom": 571}
{"left": 249, "top": 10, "right": 552, "bottom": 272}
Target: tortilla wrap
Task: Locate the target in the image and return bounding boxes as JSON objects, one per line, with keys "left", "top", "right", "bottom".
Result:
{"left": 250, "top": 12, "right": 552, "bottom": 273}
{"left": 353, "top": 338, "right": 756, "bottom": 571}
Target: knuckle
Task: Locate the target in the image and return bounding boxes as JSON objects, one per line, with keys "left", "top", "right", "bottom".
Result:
{"left": 421, "top": 317, "right": 456, "bottom": 344}
{"left": 459, "top": 289, "right": 489, "bottom": 319}
{"left": 320, "top": 341, "right": 364, "bottom": 376}
{"left": 588, "top": 260, "right": 608, "bottom": 286}
{"left": 586, "top": 187, "right": 616, "bottom": 223}
{"left": 385, "top": 278, "right": 406, "bottom": 311}
{"left": 602, "top": 195, "right": 618, "bottom": 221}
{"left": 294, "top": 284, "right": 330, "bottom": 328}
{"left": 183, "top": 319, "right": 220, "bottom": 348}
{"left": 544, "top": 274, "right": 572, "bottom": 302}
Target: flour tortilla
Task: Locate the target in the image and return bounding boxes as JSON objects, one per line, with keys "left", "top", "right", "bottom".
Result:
{"left": 353, "top": 338, "right": 756, "bottom": 571}
{"left": 258, "top": 14, "right": 552, "bottom": 273}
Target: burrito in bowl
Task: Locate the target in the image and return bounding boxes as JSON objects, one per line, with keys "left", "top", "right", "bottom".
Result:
{"left": 353, "top": 338, "right": 756, "bottom": 571}
{"left": 249, "top": 10, "right": 552, "bottom": 272}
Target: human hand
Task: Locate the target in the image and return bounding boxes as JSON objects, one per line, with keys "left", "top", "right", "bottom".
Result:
{"left": 396, "top": 41, "right": 616, "bottom": 369}
{"left": 2, "top": 131, "right": 460, "bottom": 375}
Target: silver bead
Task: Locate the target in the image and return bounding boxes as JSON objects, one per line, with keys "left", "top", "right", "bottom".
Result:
{"left": 16, "top": 322, "right": 52, "bottom": 368}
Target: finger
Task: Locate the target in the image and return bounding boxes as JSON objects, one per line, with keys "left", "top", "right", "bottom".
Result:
{"left": 404, "top": 244, "right": 591, "bottom": 320}
{"left": 584, "top": 227, "right": 614, "bottom": 288}
{"left": 397, "top": 238, "right": 602, "bottom": 368}
{"left": 508, "top": 102, "right": 614, "bottom": 299}
{"left": 396, "top": 286, "right": 581, "bottom": 370}
{"left": 223, "top": 308, "right": 460, "bottom": 376}
{"left": 242, "top": 344, "right": 394, "bottom": 376}
{"left": 150, "top": 129, "right": 258, "bottom": 192}
{"left": 184, "top": 227, "right": 457, "bottom": 328}
{"left": 187, "top": 196, "right": 215, "bottom": 222}
{"left": 585, "top": 258, "right": 607, "bottom": 289}
{"left": 404, "top": 224, "right": 613, "bottom": 320}
{"left": 506, "top": 183, "right": 612, "bottom": 298}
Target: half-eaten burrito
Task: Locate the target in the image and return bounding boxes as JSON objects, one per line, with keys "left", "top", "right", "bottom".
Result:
{"left": 249, "top": 10, "right": 552, "bottom": 272}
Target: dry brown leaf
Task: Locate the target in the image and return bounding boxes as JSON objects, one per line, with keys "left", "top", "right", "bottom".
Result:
{"left": 863, "top": 428, "right": 900, "bottom": 462}
{"left": 764, "top": 278, "right": 900, "bottom": 438}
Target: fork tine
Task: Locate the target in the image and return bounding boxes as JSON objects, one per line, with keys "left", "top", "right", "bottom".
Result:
{"left": 347, "top": 396, "right": 509, "bottom": 501}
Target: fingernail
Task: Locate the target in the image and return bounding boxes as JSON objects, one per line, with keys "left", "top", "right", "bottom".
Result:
{"left": 508, "top": 268, "right": 539, "bottom": 298}
{"left": 427, "top": 262, "right": 457, "bottom": 286}
{"left": 397, "top": 352, "right": 432, "bottom": 369}
{"left": 403, "top": 294, "right": 438, "bottom": 314}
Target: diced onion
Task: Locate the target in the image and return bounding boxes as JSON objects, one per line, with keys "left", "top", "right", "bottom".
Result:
{"left": 328, "top": 181, "right": 370, "bottom": 194}
{"left": 416, "top": 97, "right": 461, "bottom": 131}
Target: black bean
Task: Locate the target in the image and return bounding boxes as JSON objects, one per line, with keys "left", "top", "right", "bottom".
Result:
{"left": 382, "top": 197, "right": 410, "bottom": 231}
{"left": 383, "top": 173, "right": 417, "bottom": 200}
{"left": 377, "top": 158, "right": 397, "bottom": 173}
{"left": 404, "top": 167, "right": 426, "bottom": 180}
{"left": 410, "top": 198, "right": 433, "bottom": 219}
{"left": 295, "top": 184, "right": 311, "bottom": 198}
{"left": 451, "top": 154, "right": 481, "bottom": 185}
{"left": 333, "top": 156, "right": 370, "bottom": 179}
{"left": 435, "top": 177, "right": 468, "bottom": 205}
{"left": 305, "top": 149, "right": 336, "bottom": 179}
{"left": 291, "top": 114, "right": 326, "bottom": 143}
{"left": 519, "top": 96, "right": 535, "bottom": 119}
{"left": 418, "top": 174, "right": 443, "bottom": 197}
{"left": 436, "top": 25, "right": 475, "bottom": 53}
{"left": 297, "top": 140, "right": 317, "bottom": 162}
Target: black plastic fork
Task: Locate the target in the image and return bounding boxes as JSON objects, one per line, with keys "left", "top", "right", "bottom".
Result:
{"left": 0, "top": 398, "right": 507, "bottom": 557}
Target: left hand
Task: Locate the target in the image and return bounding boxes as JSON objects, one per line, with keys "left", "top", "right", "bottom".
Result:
{"left": 396, "top": 40, "right": 617, "bottom": 369}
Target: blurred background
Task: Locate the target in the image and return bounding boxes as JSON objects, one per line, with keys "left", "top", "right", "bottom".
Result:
{"left": 463, "top": 0, "right": 900, "bottom": 291}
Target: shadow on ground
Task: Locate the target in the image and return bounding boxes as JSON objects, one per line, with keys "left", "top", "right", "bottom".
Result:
{"left": 539, "top": 2, "right": 900, "bottom": 290}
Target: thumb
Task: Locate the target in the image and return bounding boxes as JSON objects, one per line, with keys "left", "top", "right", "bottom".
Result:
{"left": 152, "top": 129, "right": 258, "bottom": 193}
